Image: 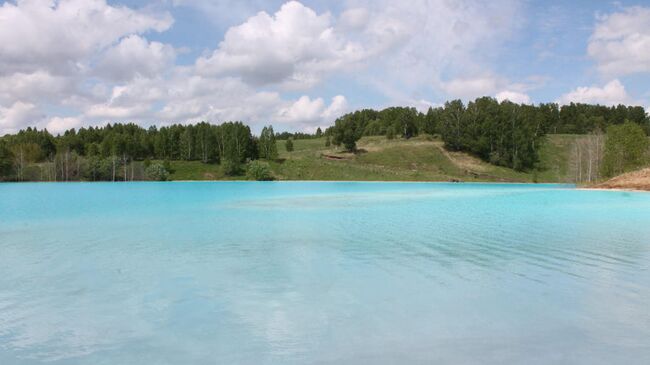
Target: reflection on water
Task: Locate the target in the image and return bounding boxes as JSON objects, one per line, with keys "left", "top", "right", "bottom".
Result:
{"left": 0, "top": 182, "right": 649, "bottom": 364}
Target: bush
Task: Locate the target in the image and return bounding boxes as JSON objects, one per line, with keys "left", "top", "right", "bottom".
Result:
{"left": 285, "top": 138, "right": 294, "bottom": 152}
{"left": 386, "top": 126, "right": 396, "bottom": 140}
{"left": 145, "top": 163, "right": 169, "bottom": 181}
{"left": 247, "top": 160, "right": 273, "bottom": 181}
{"left": 222, "top": 158, "right": 242, "bottom": 176}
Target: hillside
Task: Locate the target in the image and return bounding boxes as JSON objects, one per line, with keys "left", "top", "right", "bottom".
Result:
{"left": 593, "top": 168, "right": 650, "bottom": 191}
{"left": 168, "top": 135, "right": 580, "bottom": 183}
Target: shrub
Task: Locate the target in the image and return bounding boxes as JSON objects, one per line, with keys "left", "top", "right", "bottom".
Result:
{"left": 386, "top": 126, "right": 396, "bottom": 140}
{"left": 145, "top": 163, "right": 169, "bottom": 181}
{"left": 285, "top": 138, "right": 294, "bottom": 152}
{"left": 247, "top": 160, "right": 273, "bottom": 181}
{"left": 222, "top": 158, "right": 242, "bottom": 176}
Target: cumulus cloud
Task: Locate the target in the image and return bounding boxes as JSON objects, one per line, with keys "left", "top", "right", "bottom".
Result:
{"left": 557, "top": 79, "right": 630, "bottom": 106}
{"left": 0, "top": 0, "right": 176, "bottom": 134}
{"left": 338, "top": 8, "right": 370, "bottom": 30}
{"left": 0, "top": 102, "right": 44, "bottom": 135}
{"left": 0, "top": 0, "right": 532, "bottom": 134}
{"left": 46, "top": 116, "right": 83, "bottom": 134}
{"left": 196, "top": 1, "right": 364, "bottom": 88}
{"left": 0, "top": 0, "right": 173, "bottom": 76}
{"left": 588, "top": 6, "right": 650, "bottom": 77}
{"left": 276, "top": 95, "right": 348, "bottom": 129}
{"left": 0, "top": 71, "right": 72, "bottom": 104}
{"left": 95, "top": 35, "right": 176, "bottom": 82}
{"left": 495, "top": 91, "right": 531, "bottom": 104}
{"left": 353, "top": 0, "right": 522, "bottom": 100}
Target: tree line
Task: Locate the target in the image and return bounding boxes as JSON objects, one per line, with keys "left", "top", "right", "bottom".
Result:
{"left": 1, "top": 97, "right": 648, "bottom": 181}
{"left": 0, "top": 122, "right": 260, "bottom": 181}
{"left": 328, "top": 98, "right": 649, "bottom": 171}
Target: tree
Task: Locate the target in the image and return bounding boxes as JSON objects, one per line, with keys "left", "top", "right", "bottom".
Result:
{"left": 422, "top": 107, "right": 439, "bottom": 135}
{"left": 247, "top": 160, "right": 273, "bottom": 180}
{"left": 259, "top": 125, "right": 278, "bottom": 160}
{"left": 570, "top": 130, "right": 605, "bottom": 183}
{"left": 285, "top": 137, "right": 294, "bottom": 152}
{"left": 145, "top": 163, "right": 169, "bottom": 181}
{"left": 0, "top": 140, "right": 13, "bottom": 179}
{"left": 331, "top": 116, "right": 362, "bottom": 151}
{"left": 602, "top": 121, "right": 649, "bottom": 177}
{"left": 10, "top": 143, "right": 42, "bottom": 181}
{"left": 325, "top": 135, "right": 331, "bottom": 147}
{"left": 440, "top": 100, "right": 465, "bottom": 151}
{"left": 386, "top": 126, "right": 396, "bottom": 140}
{"left": 316, "top": 127, "right": 323, "bottom": 137}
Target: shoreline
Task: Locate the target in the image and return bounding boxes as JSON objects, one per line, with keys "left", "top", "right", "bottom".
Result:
{"left": 6, "top": 179, "right": 650, "bottom": 192}
{"left": 578, "top": 187, "right": 650, "bottom": 193}
{"left": 1, "top": 180, "right": 575, "bottom": 186}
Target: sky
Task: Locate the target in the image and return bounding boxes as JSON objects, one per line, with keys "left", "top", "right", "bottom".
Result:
{"left": 1, "top": 0, "right": 650, "bottom": 135}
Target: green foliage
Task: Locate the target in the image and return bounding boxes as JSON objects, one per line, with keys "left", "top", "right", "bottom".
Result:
{"left": 0, "top": 97, "right": 647, "bottom": 182}
{"left": 602, "top": 121, "right": 649, "bottom": 177}
{"left": 259, "top": 125, "right": 278, "bottom": 160}
{"left": 331, "top": 114, "right": 363, "bottom": 151}
{"left": 0, "top": 140, "right": 13, "bottom": 179}
{"left": 145, "top": 162, "right": 169, "bottom": 181}
{"left": 386, "top": 126, "right": 396, "bottom": 140}
{"left": 285, "top": 138, "right": 294, "bottom": 152}
{"left": 222, "top": 158, "right": 242, "bottom": 176}
{"left": 437, "top": 98, "right": 545, "bottom": 171}
{"left": 247, "top": 160, "right": 273, "bottom": 181}
{"left": 555, "top": 103, "right": 648, "bottom": 134}
{"left": 162, "top": 160, "right": 174, "bottom": 174}
{"left": 83, "top": 156, "right": 113, "bottom": 181}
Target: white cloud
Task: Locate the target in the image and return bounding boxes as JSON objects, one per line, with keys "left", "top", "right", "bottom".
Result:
{"left": 557, "top": 79, "right": 630, "bottom": 106}
{"left": 0, "top": 0, "right": 173, "bottom": 76}
{"left": 0, "top": 0, "right": 526, "bottom": 134}
{"left": 276, "top": 95, "right": 348, "bottom": 128}
{"left": 338, "top": 8, "right": 370, "bottom": 30}
{"left": 0, "top": 0, "right": 176, "bottom": 134}
{"left": 495, "top": 90, "right": 531, "bottom": 104}
{"left": 0, "top": 102, "right": 43, "bottom": 135}
{"left": 0, "top": 71, "right": 72, "bottom": 104}
{"left": 353, "top": 0, "right": 523, "bottom": 98}
{"left": 46, "top": 116, "right": 83, "bottom": 134}
{"left": 442, "top": 76, "right": 501, "bottom": 99}
{"left": 95, "top": 35, "right": 176, "bottom": 82}
{"left": 588, "top": 6, "right": 650, "bottom": 76}
{"left": 196, "top": 1, "right": 364, "bottom": 88}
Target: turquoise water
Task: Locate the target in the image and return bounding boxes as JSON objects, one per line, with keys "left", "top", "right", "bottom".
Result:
{"left": 0, "top": 182, "right": 649, "bottom": 364}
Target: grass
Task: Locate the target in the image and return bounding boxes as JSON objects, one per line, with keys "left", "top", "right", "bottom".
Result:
{"left": 162, "top": 134, "right": 585, "bottom": 183}
{"left": 165, "top": 161, "right": 226, "bottom": 181}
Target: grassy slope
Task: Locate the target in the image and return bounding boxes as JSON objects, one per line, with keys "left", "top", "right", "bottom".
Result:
{"left": 167, "top": 134, "right": 581, "bottom": 182}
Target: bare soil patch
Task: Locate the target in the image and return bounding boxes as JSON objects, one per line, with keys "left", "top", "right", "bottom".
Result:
{"left": 594, "top": 168, "right": 650, "bottom": 191}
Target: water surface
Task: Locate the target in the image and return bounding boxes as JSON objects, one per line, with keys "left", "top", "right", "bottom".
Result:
{"left": 0, "top": 182, "right": 649, "bottom": 364}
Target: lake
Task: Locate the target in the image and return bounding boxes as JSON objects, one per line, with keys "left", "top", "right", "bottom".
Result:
{"left": 0, "top": 182, "right": 649, "bottom": 364}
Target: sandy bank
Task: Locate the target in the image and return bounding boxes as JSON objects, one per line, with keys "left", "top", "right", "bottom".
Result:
{"left": 589, "top": 168, "right": 650, "bottom": 192}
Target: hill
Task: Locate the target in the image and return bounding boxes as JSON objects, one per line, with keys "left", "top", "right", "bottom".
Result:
{"left": 168, "top": 135, "right": 580, "bottom": 183}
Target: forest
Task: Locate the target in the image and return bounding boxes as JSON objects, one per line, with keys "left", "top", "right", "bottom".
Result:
{"left": 0, "top": 97, "right": 648, "bottom": 182}
{"left": 329, "top": 98, "right": 648, "bottom": 171}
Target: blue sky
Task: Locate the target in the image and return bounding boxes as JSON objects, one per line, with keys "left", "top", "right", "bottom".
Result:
{"left": 1, "top": 0, "right": 650, "bottom": 134}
